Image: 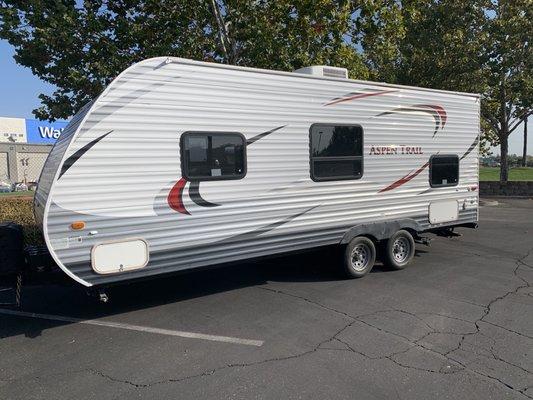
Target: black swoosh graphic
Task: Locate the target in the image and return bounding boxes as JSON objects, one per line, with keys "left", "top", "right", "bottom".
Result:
{"left": 246, "top": 125, "right": 286, "bottom": 145}
{"left": 460, "top": 137, "right": 479, "bottom": 160}
{"left": 59, "top": 130, "right": 113, "bottom": 179}
{"left": 189, "top": 181, "right": 220, "bottom": 207}
{"left": 418, "top": 188, "right": 434, "bottom": 195}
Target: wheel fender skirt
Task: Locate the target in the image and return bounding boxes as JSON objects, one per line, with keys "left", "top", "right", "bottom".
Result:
{"left": 340, "top": 219, "right": 423, "bottom": 244}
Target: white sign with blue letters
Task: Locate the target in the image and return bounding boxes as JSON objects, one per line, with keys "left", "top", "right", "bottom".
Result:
{"left": 25, "top": 118, "right": 68, "bottom": 144}
{"left": 0, "top": 117, "right": 69, "bottom": 144}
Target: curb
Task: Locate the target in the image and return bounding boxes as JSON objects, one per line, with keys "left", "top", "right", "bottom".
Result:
{"left": 479, "top": 199, "right": 499, "bottom": 207}
{"left": 480, "top": 195, "right": 533, "bottom": 199}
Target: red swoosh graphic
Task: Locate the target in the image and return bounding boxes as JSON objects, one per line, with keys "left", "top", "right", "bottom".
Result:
{"left": 419, "top": 104, "right": 447, "bottom": 128}
{"left": 378, "top": 161, "right": 430, "bottom": 193}
{"left": 375, "top": 104, "right": 446, "bottom": 137}
{"left": 168, "top": 177, "right": 190, "bottom": 215}
{"left": 325, "top": 89, "right": 398, "bottom": 106}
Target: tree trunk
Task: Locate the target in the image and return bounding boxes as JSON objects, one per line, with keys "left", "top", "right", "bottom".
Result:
{"left": 498, "top": 79, "right": 509, "bottom": 183}
{"left": 209, "top": 0, "right": 236, "bottom": 64}
{"left": 500, "top": 134, "right": 509, "bottom": 182}
{"left": 522, "top": 116, "right": 528, "bottom": 167}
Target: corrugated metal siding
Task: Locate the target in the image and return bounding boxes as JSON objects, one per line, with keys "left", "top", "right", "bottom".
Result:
{"left": 34, "top": 101, "right": 94, "bottom": 224}
{"left": 43, "top": 58, "right": 479, "bottom": 286}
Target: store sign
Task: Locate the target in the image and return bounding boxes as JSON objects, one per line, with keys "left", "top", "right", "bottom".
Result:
{"left": 0, "top": 117, "right": 27, "bottom": 143}
{"left": 0, "top": 117, "right": 69, "bottom": 145}
{"left": 25, "top": 119, "right": 68, "bottom": 144}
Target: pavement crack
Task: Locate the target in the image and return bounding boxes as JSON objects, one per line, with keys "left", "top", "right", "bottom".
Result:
{"left": 477, "top": 246, "right": 532, "bottom": 326}
{"left": 448, "top": 297, "right": 487, "bottom": 308}
{"left": 166, "top": 318, "right": 358, "bottom": 386}
{"left": 416, "top": 312, "right": 479, "bottom": 326}
{"left": 259, "top": 284, "right": 532, "bottom": 392}
{"left": 434, "top": 246, "right": 533, "bottom": 398}
{"left": 448, "top": 246, "right": 533, "bottom": 355}
{"left": 518, "top": 260, "right": 533, "bottom": 269}
{"left": 255, "top": 251, "right": 533, "bottom": 398}
{"left": 90, "top": 246, "right": 533, "bottom": 394}
{"left": 385, "top": 354, "right": 461, "bottom": 375}
{"left": 481, "top": 320, "right": 533, "bottom": 340}
{"left": 89, "top": 318, "right": 359, "bottom": 390}
{"left": 257, "top": 286, "right": 355, "bottom": 320}
{"left": 335, "top": 334, "right": 462, "bottom": 375}
{"left": 87, "top": 369, "right": 151, "bottom": 388}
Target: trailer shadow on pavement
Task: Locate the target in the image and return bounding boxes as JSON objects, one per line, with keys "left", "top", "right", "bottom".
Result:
{"left": 1, "top": 245, "right": 415, "bottom": 340}
{"left": 1, "top": 198, "right": 532, "bottom": 400}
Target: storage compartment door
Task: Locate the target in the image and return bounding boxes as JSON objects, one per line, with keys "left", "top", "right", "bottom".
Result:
{"left": 429, "top": 201, "right": 459, "bottom": 224}
{"left": 92, "top": 238, "right": 149, "bottom": 274}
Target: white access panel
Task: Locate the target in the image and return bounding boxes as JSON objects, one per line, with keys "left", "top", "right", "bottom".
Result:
{"left": 91, "top": 238, "right": 149, "bottom": 274}
{"left": 429, "top": 201, "right": 459, "bottom": 224}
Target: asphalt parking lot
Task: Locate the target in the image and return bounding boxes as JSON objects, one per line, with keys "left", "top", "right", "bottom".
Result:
{"left": 1, "top": 198, "right": 532, "bottom": 400}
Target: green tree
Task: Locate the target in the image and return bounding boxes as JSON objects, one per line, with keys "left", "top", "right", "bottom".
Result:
{"left": 0, "top": 1, "right": 217, "bottom": 120}
{"left": 0, "top": 0, "right": 407, "bottom": 121}
{"left": 480, "top": 0, "right": 532, "bottom": 182}
{"left": 353, "top": 0, "right": 407, "bottom": 83}
{"left": 391, "top": 0, "right": 531, "bottom": 181}
{"left": 394, "top": 1, "right": 488, "bottom": 93}
{"left": 208, "top": 0, "right": 369, "bottom": 77}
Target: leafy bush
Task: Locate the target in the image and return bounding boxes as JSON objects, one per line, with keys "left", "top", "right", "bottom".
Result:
{"left": 0, "top": 196, "right": 43, "bottom": 246}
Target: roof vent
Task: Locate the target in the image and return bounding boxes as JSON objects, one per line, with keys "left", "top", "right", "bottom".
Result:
{"left": 293, "top": 65, "right": 348, "bottom": 79}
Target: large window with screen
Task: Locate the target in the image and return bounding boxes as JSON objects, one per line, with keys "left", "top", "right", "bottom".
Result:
{"left": 429, "top": 155, "right": 459, "bottom": 187}
{"left": 181, "top": 132, "right": 246, "bottom": 180}
{"left": 309, "top": 124, "right": 363, "bottom": 181}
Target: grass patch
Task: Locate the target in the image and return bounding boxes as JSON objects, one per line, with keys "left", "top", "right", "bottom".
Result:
{"left": 0, "top": 196, "right": 43, "bottom": 246}
{"left": 480, "top": 167, "right": 533, "bottom": 181}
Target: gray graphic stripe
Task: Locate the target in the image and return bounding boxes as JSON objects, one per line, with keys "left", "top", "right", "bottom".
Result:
{"left": 65, "top": 205, "right": 322, "bottom": 283}
{"left": 218, "top": 205, "right": 319, "bottom": 244}
{"left": 246, "top": 125, "right": 286, "bottom": 145}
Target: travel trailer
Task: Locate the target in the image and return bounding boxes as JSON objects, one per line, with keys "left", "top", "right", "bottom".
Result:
{"left": 35, "top": 57, "right": 479, "bottom": 288}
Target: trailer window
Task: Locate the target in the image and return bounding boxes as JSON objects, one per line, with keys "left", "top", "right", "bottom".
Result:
{"left": 309, "top": 124, "right": 363, "bottom": 181}
{"left": 181, "top": 132, "right": 246, "bottom": 180}
{"left": 429, "top": 155, "right": 459, "bottom": 187}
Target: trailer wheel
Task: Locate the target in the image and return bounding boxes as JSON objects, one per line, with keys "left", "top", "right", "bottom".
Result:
{"left": 384, "top": 230, "right": 415, "bottom": 270}
{"left": 343, "top": 236, "right": 376, "bottom": 278}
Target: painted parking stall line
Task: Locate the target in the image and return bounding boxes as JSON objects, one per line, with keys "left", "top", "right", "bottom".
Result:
{"left": 0, "top": 309, "right": 264, "bottom": 347}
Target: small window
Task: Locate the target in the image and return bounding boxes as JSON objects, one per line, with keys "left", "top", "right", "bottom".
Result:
{"left": 181, "top": 132, "right": 246, "bottom": 180}
{"left": 430, "top": 155, "right": 459, "bottom": 187}
{"left": 310, "top": 124, "right": 363, "bottom": 181}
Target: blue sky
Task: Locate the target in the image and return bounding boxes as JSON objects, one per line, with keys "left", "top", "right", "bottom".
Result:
{"left": 1, "top": 39, "right": 531, "bottom": 155}
{"left": 0, "top": 40, "right": 60, "bottom": 120}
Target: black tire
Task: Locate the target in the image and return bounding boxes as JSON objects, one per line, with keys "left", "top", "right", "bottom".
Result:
{"left": 384, "top": 230, "right": 415, "bottom": 270}
{"left": 342, "top": 236, "right": 376, "bottom": 278}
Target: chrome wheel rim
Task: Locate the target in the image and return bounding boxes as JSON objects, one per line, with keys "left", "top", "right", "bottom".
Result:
{"left": 351, "top": 243, "right": 371, "bottom": 271}
{"left": 392, "top": 237, "right": 410, "bottom": 263}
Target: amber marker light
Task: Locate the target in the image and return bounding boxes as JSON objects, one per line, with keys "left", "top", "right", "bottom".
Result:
{"left": 70, "top": 221, "right": 86, "bottom": 230}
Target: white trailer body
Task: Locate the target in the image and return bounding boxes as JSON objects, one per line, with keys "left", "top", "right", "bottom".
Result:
{"left": 35, "top": 57, "right": 479, "bottom": 287}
